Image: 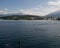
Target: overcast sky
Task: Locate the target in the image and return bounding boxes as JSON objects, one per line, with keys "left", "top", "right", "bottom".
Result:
{"left": 0, "top": 0, "right": 60, "bottom": 16}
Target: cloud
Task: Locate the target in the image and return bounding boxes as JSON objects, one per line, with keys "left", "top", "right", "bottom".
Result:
{"left": 0, "top": 8, "right": 9, "bottom": 15}
{"left": 18, "top": 0, "right": 60, "bottom": 16}
{"left": 48, "top": 0, "right": 60, "bottom": 7}
{"left": 0, "top": 8, "right": 19, "bottom": 15}
{"left": 0, "top": 6, "right": 59, "bottom": 16}
{"left": 25, "top": 0, "right": 60, "bottom": 16}
{"left": 18, "top": 9, "right": 42, "bottom": 15}
{"left": 4, "top": 8, "right": 8, "bottom": 11}
{"left": 18, "top": 6, "right": 59, "bottom": 16}
{"left": 0, "top": 0, "right": 60, "bottom": 16}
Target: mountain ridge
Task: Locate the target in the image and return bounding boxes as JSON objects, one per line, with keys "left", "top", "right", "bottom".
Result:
{"left": 46, "top": 9, "right": 60, "bottom": 18}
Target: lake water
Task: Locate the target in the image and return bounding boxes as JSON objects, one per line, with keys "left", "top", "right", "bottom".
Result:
{"left": 0, "top": 20, "right": 60, "bottom": 48}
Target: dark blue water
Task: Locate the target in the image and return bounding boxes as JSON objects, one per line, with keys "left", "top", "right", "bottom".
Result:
{"left": 0, "top": 20, "right": 60, "bottom": 48}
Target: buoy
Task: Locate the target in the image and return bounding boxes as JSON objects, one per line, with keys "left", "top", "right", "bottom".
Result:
{"left": 19, "top": 40, "right": 21, "bottom": 48}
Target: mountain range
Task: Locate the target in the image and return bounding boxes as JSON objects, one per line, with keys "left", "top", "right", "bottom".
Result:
{"left": 46, "top": 10, "right": 60, "bottom": 18}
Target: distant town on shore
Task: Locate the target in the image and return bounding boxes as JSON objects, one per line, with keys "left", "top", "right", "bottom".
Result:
{"left": 0, "top": 15, "right": 60, "bottom": 20}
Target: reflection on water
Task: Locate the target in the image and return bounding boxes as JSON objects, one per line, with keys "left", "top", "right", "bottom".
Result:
{"left": 0, "top": 20, "right": 60, "bottom": 48}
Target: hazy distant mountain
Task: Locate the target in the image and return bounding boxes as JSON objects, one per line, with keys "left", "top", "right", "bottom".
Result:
{"left": 0, "top": 12, "right": 42, "bottom": 17}
{"left": 46, "top": 10, "right": 60, "bottom": 18}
